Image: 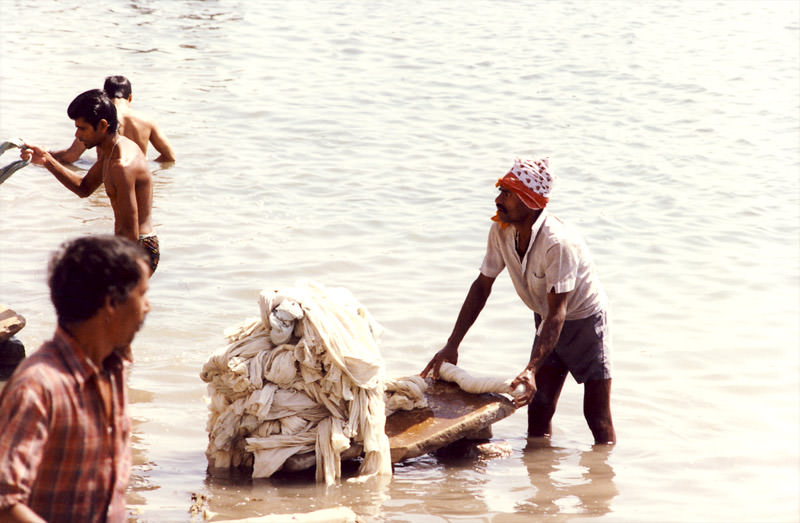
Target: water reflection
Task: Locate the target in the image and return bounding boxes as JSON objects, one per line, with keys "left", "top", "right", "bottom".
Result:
{"left": 516, "top": 438, "right": 618, "bottom": 518}
{"left": 382, "top": 452, "right": 496, "bottom": 521}
{"left": 126, "top": 388, "right": 159, "bottom": 515}
{"left": 200, "top": 460, "right": 392, "bottom": 521}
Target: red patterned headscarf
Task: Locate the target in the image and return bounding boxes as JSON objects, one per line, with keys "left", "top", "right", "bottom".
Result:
{"left": 497, "top": 158, "right": 553, "bottom": 209}
{"left": 492, "top": 158, "right": 554, "bottom": 226}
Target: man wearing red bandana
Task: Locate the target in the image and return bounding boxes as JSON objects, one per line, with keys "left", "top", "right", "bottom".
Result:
{"left": 422, "top": 158, "right": 616, "bottom": 444}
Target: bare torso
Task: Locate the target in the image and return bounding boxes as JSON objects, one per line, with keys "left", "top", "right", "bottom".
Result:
{"left": 98, "top": 135, "right": 153, "bottom": 238}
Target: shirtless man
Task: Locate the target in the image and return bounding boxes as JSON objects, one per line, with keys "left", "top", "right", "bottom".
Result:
{"left": 51, "top": 75, "right": 176, "bottom": 164}
{"left": 22, "top": 89, "right": 160, "bottom": 273}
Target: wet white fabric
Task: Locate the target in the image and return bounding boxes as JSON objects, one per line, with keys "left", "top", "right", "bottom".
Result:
{"left": 383, "top": 375, "right": 428, "bottom": 414}
{"left": 0, "top": 140, "right": 28, "bottom": 185}
{"left": 437, "top": 362, "right": 525, "bottom": 398}
{"left": 0, "top": 139, "right": 23, "bottom": 155}
{"left": 201, "top": 280, "right": 395, "bottom": 484}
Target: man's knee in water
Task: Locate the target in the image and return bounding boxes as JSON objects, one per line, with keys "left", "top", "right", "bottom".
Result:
{"left": 531, "top": 364, "right": 568, "bottom": 407}
{"left": 531, "top": 387, "right": 557, "bottom": 408}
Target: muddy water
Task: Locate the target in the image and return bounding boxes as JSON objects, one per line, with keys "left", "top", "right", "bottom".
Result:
{"left": 1, "top": 1, "right": 798, "bottom": 521}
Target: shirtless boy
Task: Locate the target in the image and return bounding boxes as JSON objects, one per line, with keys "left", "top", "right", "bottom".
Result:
{"left": 51, "top": 75, "right": 176, "bottom": 163}
{"left": 22, "top": 89, "right": 160, "bottom": 272}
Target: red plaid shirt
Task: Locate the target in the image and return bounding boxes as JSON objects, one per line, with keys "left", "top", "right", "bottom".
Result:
{"left": 0, "top": 328, "right": 131, "bottom": 522}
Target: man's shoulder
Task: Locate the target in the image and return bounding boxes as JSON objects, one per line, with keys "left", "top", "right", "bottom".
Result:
{"left": 115, "top": 137, "right": 150, "bottom": 169}
{"left": 123, "top": 110, "right": 157, "bottom": 130}
{"left": 118, "top": 134, "right": 143, "bottom": 149}
{"left": 539, "top": 213, "right": 583, "bottom": 245}
{"left": 487, "top": 220, "right": 513, "bottom": 239}
{"left": 1, "top": 344, "right": 69, "bottom": 400}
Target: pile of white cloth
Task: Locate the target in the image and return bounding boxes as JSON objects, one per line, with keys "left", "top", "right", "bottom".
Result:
{"left": 201, "top": 280, "right": 424, "bottom": 484}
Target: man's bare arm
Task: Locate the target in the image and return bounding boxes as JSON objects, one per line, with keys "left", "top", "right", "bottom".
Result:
{"left": 22, "top": 144, "right": 102, "bottom": 197}
{"left": 49, "top": 138, "right": 86, "bottom": 164}
{"left": 421, "top": 273, "right": 496, "bottom": 379}
{"left": 510, "top": 290, "right": 569, "bottom": 407}
{"left": 148, "top": 123, "right": 175, "bottom": 162}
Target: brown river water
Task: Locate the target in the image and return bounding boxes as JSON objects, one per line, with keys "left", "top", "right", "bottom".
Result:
{"left": 1, "top": 1, "right": 798, "bottom": 521}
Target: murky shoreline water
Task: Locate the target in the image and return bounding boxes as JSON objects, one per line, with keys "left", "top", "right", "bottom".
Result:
{"left": 1, "top": 1, "right": 798, "bottom": 521}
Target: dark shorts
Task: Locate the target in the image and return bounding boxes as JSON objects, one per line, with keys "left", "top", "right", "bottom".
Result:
{"left": 534, "top": 310, "right": 612, "bottom": 383}
{"left": 138, "top": 234, "right": 160, "bottom": 274}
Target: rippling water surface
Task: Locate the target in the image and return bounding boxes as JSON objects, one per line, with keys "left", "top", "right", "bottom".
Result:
{"left": 1, "top": 1, "right": 798, "bottom": 521}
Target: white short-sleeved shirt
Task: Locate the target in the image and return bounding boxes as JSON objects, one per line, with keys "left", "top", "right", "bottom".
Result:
{"left": 480, "top": 209, "right": 607, "bottom": 321}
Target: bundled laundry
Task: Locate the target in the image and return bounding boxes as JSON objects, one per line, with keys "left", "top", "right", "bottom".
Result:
{"left": 200, "top": 280, "right": 525, "bottom": 485}
{"left": 201, "top": 280, "right": 427, "bottom": 484}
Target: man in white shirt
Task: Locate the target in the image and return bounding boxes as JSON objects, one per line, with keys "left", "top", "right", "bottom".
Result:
{"left": 421, "top": 158, "right": 615, "bottom": 444}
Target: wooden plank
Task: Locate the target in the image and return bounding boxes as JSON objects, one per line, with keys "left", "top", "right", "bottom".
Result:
{"left": 0, "top": 304, "right": 25, "bottom": 343}
{"left": 385, "top": 378, "right": 515, "bottom": 462}
{"left": 282, "top": 377, "right": 515, "bottom": 471}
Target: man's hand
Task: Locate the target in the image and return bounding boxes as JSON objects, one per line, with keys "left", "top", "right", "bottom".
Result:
{"left": 420, "top": 342, "right": 459, "bottom": 380}
{"left": 509, "top": 367, "right": 537, "bottom": 409}
{"left": 21, "top": 144, "right": 50, "bottom": 166}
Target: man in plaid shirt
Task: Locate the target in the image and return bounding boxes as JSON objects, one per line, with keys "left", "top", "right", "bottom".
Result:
{"left": 0, "top": 235, "right": 151, "bottom": 522}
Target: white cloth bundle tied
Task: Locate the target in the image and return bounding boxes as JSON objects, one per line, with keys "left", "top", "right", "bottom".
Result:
{"left": 436, "top": 361, "right": 525, "bottom": 397}
{"left": 201, "top": 280, "right": 427, "bottom": 485}
{"left": 383, "top": 375, "right": 428, "bottom": 415}
{"left": 201, "top": 281, "right": 521, "bottom": 485}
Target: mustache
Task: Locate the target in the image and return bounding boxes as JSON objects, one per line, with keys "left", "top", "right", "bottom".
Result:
{"left": 496, "top": 204, "right": 507, "bottom": 212}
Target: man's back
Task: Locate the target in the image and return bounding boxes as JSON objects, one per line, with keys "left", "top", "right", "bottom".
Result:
{"left": 115, "top": 101, "right": 175, "bottom": 162}
{"left": 119, "top": 111, "right": 150, "bottom": 152}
